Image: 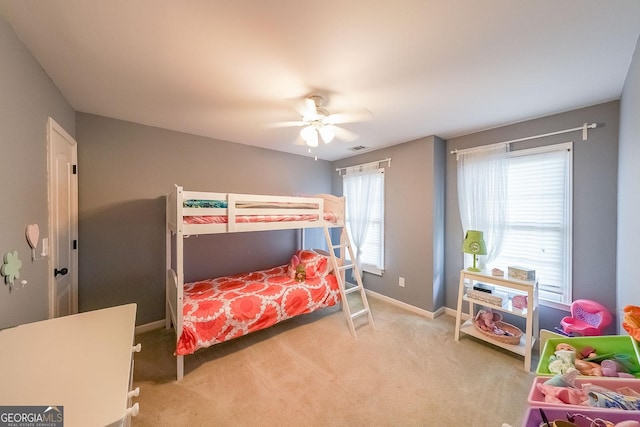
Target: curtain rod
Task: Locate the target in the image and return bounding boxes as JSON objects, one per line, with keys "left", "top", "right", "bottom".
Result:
{"left": 450, "top": 122, "right": 598, "bottom": 155}
{"left": 336, "top": 158, "right": 391, "bottom": 175}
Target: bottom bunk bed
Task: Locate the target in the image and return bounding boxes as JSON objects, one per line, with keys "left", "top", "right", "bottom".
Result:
{"left": 166, "top": 249, "right": 341, "bottom": 378}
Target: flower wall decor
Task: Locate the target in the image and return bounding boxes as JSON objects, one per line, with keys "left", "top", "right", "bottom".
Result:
{"left": 1, "top": 250, "right": 22, "bottom": 287}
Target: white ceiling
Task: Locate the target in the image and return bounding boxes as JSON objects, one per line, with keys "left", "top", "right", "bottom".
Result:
{"left": 1, "top": 1, "right": 639, "bottom": 161}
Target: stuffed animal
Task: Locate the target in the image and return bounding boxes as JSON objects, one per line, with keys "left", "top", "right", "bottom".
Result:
{"left": 287, "top": 254, "right": 300, "bottom": 280}
{"left": 294, "top": 264, "right": 306, "bottom": 282}
{"left": 475, "top": 309, "right": 513, "bottom": 336}
{"left": 475, "top": 309, "right": 499, "bottom": 331}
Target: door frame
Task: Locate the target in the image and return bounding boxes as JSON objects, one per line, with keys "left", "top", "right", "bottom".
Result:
{"left": 47, "top": 117, "right": 79, "bottom": 318}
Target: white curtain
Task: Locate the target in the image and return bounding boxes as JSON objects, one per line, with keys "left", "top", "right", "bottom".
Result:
{"left": 344, "top": 165, "right": 379, "bottom": 276}
{"left": 457, "top": 144, "right": 508, "bottom": 266}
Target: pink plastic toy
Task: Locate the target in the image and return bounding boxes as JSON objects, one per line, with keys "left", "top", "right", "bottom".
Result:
{"left": 560, "top": 299, "right": 612, "bottom": 336}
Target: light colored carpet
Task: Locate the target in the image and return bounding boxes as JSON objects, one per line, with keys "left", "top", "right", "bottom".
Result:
{"left": 131, "top": 298, "right": 536, "bottom": 426}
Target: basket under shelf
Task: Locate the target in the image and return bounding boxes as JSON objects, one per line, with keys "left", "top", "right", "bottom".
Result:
{"left": 474, "top": 320, "right": 523, "bottom": 345}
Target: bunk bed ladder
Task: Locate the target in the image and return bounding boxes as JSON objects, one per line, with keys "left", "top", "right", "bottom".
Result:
{"left": 323, "top": 225, "right": 375, "bottom": 338}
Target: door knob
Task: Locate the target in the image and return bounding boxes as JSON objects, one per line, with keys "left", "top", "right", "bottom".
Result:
{"left": 54, "top": 268, "right": 68, "bottom": 277}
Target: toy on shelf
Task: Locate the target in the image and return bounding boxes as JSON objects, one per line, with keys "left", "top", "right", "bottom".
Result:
{"left": 475, "top": 309, "right": 505, "bottom": 334}
{"left": 473, "top": 308, "right": 522, "bottom": 345}
{"left": 491, "top": 267, "right": 504, "bottom": 277}
{"left": 559, "top": 299, "right": 612, "bottom": 336}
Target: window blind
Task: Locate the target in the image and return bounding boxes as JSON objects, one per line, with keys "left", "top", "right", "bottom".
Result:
{"left": 490, "top": 142, "right": 572, "bottom": 305}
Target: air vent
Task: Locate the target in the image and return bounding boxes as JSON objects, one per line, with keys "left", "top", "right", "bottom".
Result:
{"left": 350, "top": 145, "right": 367, "bottom": 151}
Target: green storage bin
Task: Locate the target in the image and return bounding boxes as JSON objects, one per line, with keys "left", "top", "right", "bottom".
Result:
{"left": 536, "top": 335, "right": 640, "bottom": 377}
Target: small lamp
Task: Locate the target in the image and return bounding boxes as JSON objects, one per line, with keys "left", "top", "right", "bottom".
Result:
{"left": 462, "top": 230, "right": 487, "bottom": 272}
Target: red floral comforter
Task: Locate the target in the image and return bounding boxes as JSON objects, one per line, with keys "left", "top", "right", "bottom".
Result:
{"left": 176, "top": 265, "right": 340, "bottom": 355}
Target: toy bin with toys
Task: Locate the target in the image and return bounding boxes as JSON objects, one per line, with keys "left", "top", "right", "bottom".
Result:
{"left": 522, "top": 406, "right": 640, "bottom": 427}
{"left": 536, "top": 336, "right": 640, "bottom": 378}
{"left": 528, "top": 375, "right": 640, "bottom": 411}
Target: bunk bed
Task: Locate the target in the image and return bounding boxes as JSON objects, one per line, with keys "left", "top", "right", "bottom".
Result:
{"left": 166, "top": 185, "right": 347, "bottom": 380}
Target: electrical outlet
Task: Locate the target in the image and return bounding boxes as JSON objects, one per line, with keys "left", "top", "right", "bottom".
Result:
{"left": 399, "top": 277, "right": 405, "bottom": 287}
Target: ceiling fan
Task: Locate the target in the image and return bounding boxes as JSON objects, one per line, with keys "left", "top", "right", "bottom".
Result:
{"left": 270, "top": 94, "right": 371, "bottom": 147}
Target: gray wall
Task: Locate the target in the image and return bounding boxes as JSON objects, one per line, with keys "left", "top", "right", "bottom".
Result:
{"left": 3, "top": 9, "right": 636, "bottom": 336}
{"left": 331, "top": 136, "right": 446, "bottom": 312}
{"left": 76, "top": 113, "right": 333, "bottom": 325}
{"left": 446, "top": 101, "right": 620, "bottom": 333}
{"left": 0, "top": 17, "right": 75, "bottom": 329}
{"left": 617, "top": 36, "right": 640, "bottom": 324}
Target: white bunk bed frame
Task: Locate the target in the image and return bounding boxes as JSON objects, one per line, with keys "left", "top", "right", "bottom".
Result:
{"left": 165, "top": 184, "right": 348, "bottom": 380}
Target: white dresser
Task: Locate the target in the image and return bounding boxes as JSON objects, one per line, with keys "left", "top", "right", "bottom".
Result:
{"left": 0, "top": 304, "right": 140, "bottom": 427}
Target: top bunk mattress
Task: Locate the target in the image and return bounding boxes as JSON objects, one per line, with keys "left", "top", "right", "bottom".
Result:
{"left": 184, "top": 211, "right": 339, "bottom": 225}
{"left": 178, "top": 192, "right": 343, "bottom": 226}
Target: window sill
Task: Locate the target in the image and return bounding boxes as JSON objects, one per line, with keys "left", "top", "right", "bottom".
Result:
{"left": 539, "top": 299, "right": 570, "bottom": 312}
{"left": 362, "top": 266, "right": 384, "bottom": 276}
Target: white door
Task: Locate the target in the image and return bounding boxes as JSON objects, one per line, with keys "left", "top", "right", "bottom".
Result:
{"left": 47, "top": 117, "right": 78, "bottom": 318}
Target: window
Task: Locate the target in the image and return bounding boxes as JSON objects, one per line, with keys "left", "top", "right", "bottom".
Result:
{"left": 343, "top": 167, "right": 385, "bottom": 275}
{"left": 489, "top": 142, "right": 573, "bottom": 306}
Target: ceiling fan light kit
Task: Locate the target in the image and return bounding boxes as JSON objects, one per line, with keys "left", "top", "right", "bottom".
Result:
{"left": 300, "top": 123, "right": 336, "bottom": 147}
{"left": 318, "top": 126, "right": 335, "bottom": 143}
{"left": 271, "top": 94, "right": 370, "bottom": 148}
{"left": 300, "top": 95, "right": 332, "bottom": 147}
{"left": 300, "top": 125, "right": 319, "bottom": 147}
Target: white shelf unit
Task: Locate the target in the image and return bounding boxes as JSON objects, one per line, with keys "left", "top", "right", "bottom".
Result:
{"left": 454, "top": 269, "right": 539, "bottom": 371}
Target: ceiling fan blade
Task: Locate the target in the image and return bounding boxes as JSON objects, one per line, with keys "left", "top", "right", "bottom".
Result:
{"left": 333, "top": 126, "right": 359, "bottom": 142}
{"left": 326, "top": 110, "right": 372, "bottom": 125}
{"left": 284, "top": 97, "right": 309, "bottom": 117}
{"left": 265, "top": 120, "right": 306, "bottom": 128}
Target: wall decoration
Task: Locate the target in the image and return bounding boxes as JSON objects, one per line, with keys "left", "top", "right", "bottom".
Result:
{"left": 1, "top": 250, "right": 23, "bottom": 288}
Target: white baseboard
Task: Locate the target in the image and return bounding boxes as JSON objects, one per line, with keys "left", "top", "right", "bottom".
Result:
{"left": 443, "top": 306, "right": 472, "bottom": 321}
{"left": 443, "top": 306, "right": 459, "bottom": 317}
{"left": 135, "top": 319, "right": 165, "bottom": 335}
{"left": 365, "top": 289, "right": 445, "bottom": 319}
